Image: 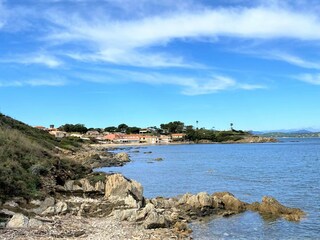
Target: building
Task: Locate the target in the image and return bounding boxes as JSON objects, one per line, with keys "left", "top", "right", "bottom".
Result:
{"left": 171, "top": 133, "right": 186, "bottom": 141}
{"left": 140, "top": 135, "right": 159, "bottom": 144}
{"left": 160, "top": 135, "right": 172, "bottom": 143}
{"left": 139, "top": 128, "right": 151, "bottom": 134}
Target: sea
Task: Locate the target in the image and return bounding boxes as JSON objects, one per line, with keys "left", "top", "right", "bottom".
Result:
{"left": 98, "top": 138, "right": 320, "bottom": 239}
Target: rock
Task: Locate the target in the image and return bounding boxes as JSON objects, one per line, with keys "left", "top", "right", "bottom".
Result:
{"left": 6, "top": 213, "right": 29, "bottom": 228}
{"left": 150, "top": 197, "right": 177, "bottom": 209}
{"left": 113, "top": 209, "right": 138, "bottom": 221}
{"left": 55, "top": 201, "right": 68, "bottom": 214}
{"left": 29, "top": 200, "right": 42, "bottom": 207}
{"left": 3, "top": 200, "right": 19, "bottom": 208}
{"left": 212, "top": 192, "right": 247, "bottom": 212}
{"left": 95, "top": 181, "right": 105, "bottom": 192}
{"left": 249, "top": 196, "right": 305, "bottom": 221}
{"left": 41, "top": 197, "right": 55, "bottom": 209}
{"left": 105, "top": 174, "right": 144, "bottom": 208}
{"left": 64, "top": 180, "right": 75, "bottom": 191}
{"left": 143, "top": 211, "right": 167, "bottom": 229}
{"left": 115, "top": 152, "right": 130, "bottom": 162}
{"left": 28, "top": 218, "right": 43, "bottom": 228}
{"left": 41, "top": 206, "right": 55, "bottom": 216}
{"left": 179, "top": 192, "right": 213, "bottom": 208}
{"left": 174, "top": 221, "right": 192, "bottom": 233}
{"left": 79, "top": 178, "right": 95, "bottom": 192}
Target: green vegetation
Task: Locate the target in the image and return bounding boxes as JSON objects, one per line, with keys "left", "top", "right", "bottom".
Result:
{"left": 160, "top": 121, "right": 185, "bottom": 133}
{"left": 185, "top": 127, "right": 250, "bottom": 142}
{"left": 59, "top": 123, "right": 88, "bottom": 133}
{"left": 0, "top": 113, "right": 88, "bottom": 201}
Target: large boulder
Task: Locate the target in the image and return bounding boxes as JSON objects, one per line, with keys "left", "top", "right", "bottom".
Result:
{"left": 6, "top": 213, "right": 29, "bottom": 228}
{"left": 105, "top": 174, "right": 144, "bottom": 208}
{"left": 136, "top": 203, "right": 171, "bottom": 229}
{"left": 248, "top": 196, "right": 305, "bottom": 221}
{"left": 114, "top": 152, "right": 130, "bottom": 162}
{"left": 178, "top": 192, "right": 213, "bottom": 209}
{"left": 212, "top": 192, "right": 247, "bottom": 212}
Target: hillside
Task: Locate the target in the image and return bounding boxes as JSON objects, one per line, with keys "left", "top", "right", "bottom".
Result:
{"left": 0, "top": 113, "right": 89, "bottom": 201}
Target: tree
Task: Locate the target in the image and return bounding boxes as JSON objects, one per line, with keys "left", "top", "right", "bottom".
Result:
{"left": 59, "top": 124, "right": 88, "bottom": 133}
{"left": 104, "top": 126, "right": 117, "bottom": 132}
{"left": 160, "top": 121, "right": 185, "bottom": 133}
{"left": 126, "top": 126, "right": 140, "bottom": 134}
{"left": 117, "top": 123, "right": 128, "bottom": 133}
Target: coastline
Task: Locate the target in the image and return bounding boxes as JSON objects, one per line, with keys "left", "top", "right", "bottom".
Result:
{"left": 1, "top": 138, "right": 303, "bottom": 240}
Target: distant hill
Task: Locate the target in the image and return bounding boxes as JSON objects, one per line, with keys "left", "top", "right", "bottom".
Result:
{"left": 256, "top": 130, "right": 320, "bottom": 138}
{"left": 0, "top": 113, "right": 87, "bottom": 201}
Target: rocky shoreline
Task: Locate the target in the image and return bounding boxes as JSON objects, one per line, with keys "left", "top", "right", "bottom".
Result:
{"left": 0, "top": 143, "right": 303, "bottom": 240}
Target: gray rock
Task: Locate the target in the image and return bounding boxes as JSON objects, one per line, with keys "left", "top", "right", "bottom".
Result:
{"left": 115, "top": 152, "right": 130, "bottom": 162}
{"left": 41, "top": 197, "right": 55, "bottom": 209}
{"left": 64, "top": 180, "right": 75, "bottom": 191}
{"left": 41, "top": 206, "right": 55, "bottom": 216}
{"left": 6, "top": 214, "right": 29, "bottom": 228}
{"left": 105, "top": 174, "right": 144, "bottom": 208}
{"left": 28, "top": 218, "right": 43, "bottom": 228}
{"left": 3, "top": 200, "right": 19, "bottom": 208}
{"left": 55, "top": 201, "right": 68, "bottom": 214}
{"left": 79, "top": 178, "right": 95, "bottom": 192}
{"left": 95, "top": 181, "right": 105, "bottom": 192}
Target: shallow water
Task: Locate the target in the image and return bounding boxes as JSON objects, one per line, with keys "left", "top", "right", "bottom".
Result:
{"left": 99, "top": 138, "right": 320, "bottom": 239}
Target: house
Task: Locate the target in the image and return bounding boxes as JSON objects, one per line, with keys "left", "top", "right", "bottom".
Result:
{"left": 103, "top": 133, "right": 125, "bottom": 142}
{"left": 140, "top": 135, "right": 159, "bottom": 144}
{"left": 171, "top": 133, "right": 186, "bottom": 141}
{"left": 160, "top": 135, "right": 172, "bottom": 143}
{"left": 86, "top": 130, "right": 101, "bottom": 138}
{"left": 139, "top": 128, "right": 151, "bottom": 134}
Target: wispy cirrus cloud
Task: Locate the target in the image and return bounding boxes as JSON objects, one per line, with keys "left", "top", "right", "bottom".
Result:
{"left": 266, "top": 52, "right": 320, "bottom": 70}
{"left": 0, "top": 53, "right": 63, "bottom": 68}
{"left": 41, "top": 5, "right": 320, "bottom": 68}
{"left": 0, "top": 78, "right": 67, "bottom": 87}
{"left": 296, "top": 74, "right": 320, "bottom": 85}
{"left": 73, "top": 68, "right": 265, "bottom": 95}
{"left": 1, "top": 0, "right": 320, "bottom": 92}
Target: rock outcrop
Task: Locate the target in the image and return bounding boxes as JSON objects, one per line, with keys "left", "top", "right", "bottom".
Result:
{"left": 2, "top": 172, "right": 305, "bottom": 240}
{"left": 105, "top": 174, "right": 144, "bottom": 209}
{"left": 248, "top": 196, "right": 305, "bottom": 221}
{"left": 114, "top": 152, "right": 130, "bottom": 162}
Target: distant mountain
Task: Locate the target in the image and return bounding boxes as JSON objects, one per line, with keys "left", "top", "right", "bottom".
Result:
{"left": 253, "top": 128, "right": 319, "bottom": 135}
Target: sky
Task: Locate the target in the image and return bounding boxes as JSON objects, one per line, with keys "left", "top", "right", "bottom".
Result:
{"left": 1, "top": 0, "right": 320, "bottom": 131}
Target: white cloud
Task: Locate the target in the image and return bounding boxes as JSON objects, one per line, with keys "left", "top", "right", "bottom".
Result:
{"left": 74, "top": 68, "right": 265, "bottom": 95}
{"left": 297, "top": 74, "right": 320, "bottom": 85}
{"left": 0, "top": 78, "right": 67, "bottom": 87}
{"left": 0, "top": 0, "right": 7, "bottom": 29}
{"left": 268, "top": 52, "right": 320, "bottom": 70}
{"left": 1, "top": 53, "right": 62, "bottom": 68}
{"left": 41, "top": 5, "right": 320, "bottom": 67}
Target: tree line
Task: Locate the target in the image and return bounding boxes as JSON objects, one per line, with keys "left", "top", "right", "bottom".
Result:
{"left": 58, "top": 121, "right": 250, "bottom": 142}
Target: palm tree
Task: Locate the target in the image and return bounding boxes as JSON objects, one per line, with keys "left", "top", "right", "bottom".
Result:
{"left": 196, "top": 120, "right": 199, "bottom": 130}
{"left": 230, "top": 123, "right": 234, "bottom": 130}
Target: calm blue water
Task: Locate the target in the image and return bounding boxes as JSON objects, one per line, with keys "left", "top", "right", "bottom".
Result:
{"left": 98, "top": 138, "right": 320, "bottom": 239}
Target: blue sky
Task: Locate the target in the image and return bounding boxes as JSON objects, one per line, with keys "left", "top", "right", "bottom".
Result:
{"left": 1, "top": 0, "right": 320, "bottom": 131}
